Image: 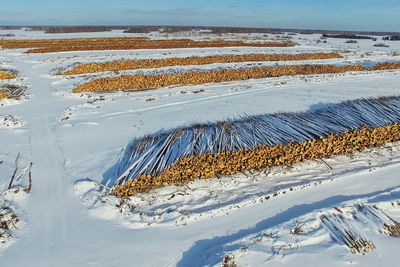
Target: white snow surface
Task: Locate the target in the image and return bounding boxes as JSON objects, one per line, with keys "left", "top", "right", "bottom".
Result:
{"left": 0, "top": 29, "right": 399, "bottom": 266}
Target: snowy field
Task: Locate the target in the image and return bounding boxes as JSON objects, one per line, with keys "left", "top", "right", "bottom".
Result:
{"left": 0, "top": 29, "right": 399, "bottom": 266}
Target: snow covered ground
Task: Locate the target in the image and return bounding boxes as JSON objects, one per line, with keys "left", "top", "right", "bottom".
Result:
{"left": 0, "top": 29, "right": 399, "bottom": 266}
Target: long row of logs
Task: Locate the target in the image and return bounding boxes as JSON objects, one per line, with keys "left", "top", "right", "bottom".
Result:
{"left": 74, "top": 64, "right": 365, "bottom": 93}
{"left": 0, "top": 37, "right": 295, "bottom": 53}
{"left": 0, "top": 37, "right": 149, "bottom": 49}
{"left": 60, "top": 52, "right": 342, "bottom": 75}
{"left": 111, "top": 123, "right": 400, "bottom": 197}
{"left": 369, "top": 62, "right": 400, "bottom": 71}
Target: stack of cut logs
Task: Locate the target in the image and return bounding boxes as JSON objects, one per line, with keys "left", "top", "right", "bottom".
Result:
{"left": 112, "top": 123, "right": 400, "bottom": 197}
{"left": 0, "top": 71, "right": 15, "bottom": 80}
{"left": 60, "top": 52, "right": 342, "bottom": 75}
{"left": 0, "top": 38, "right": 295, "bottom": 53}
{"left": 0, "top": 90, "right": 10, "bottom": 100}
{"left": 74, "top": 64, "right": 365, "bottom": 93}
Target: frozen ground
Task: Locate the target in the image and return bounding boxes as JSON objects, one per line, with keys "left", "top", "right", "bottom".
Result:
{"left": 0, "top": 29, "right": 399, "bottom": 266}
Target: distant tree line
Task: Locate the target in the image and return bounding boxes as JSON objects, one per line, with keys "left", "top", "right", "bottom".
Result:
{"left": 42, "top": 26, "right": 114, "bottom": 33}
{"left": 322, "top": 34, "right": 374, "bottom": 40}
{"left": 1, "top": 25, "right": 399, "bottom": 36}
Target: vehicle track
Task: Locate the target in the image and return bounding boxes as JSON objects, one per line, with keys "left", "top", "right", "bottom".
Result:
{"left": 4, "top": 53, "right": 71, "bottom": 262}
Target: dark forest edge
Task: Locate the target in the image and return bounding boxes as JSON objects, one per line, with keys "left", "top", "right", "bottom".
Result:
{"left": 0, "top": 25, "right": 400, "bottom": 38}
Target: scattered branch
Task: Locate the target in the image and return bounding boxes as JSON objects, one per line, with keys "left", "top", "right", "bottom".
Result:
{"left": 222, "top": 255, "right": 237, "bottom": 267}
{"left": 319, "top": 158, "right": 333, "bottom": 170}
{"left": 8, "top": 153, "right": 20, "bottom": 189}
{"left": 291, "top": 220, "right": 309, "bottom": 235}
{"left": 23, "top": 162, "right": 33, "bottom": 193}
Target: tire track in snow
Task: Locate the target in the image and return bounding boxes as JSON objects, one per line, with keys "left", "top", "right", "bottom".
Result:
{"left": 4, "top": 54, "right": 70, "bottom": 259}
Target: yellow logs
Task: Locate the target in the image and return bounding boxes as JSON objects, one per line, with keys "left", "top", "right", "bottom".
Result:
{"left": 60, "top": 52, "right": 342, "bottom": 75}
{"left": 74, "top": 64, "right": 365, "bottom": 93}
{"left": 111, "top": 123, "right": 400, "bottom": 197}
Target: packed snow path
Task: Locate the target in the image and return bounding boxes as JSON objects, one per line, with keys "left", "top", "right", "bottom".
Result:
{"left": 0, "top": 52, "right": 195, "bottom": 266}
{"left": 0, "top": 35, "right": 400, "bottom": 266}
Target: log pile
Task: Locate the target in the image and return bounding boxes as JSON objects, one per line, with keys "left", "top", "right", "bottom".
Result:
{"left": 112, "top": 123, "right": 400, "bottom": 196}
{"left": 108, "top": 96, "right": 400, "bottom": 196}
{"left": 74, "top": 64, "right": 365, "bottom": 93}
{"left": 321, "top": 213, "right": 375, "bottom": 254}
{"left": 369, "top": 62, "right": 400, "bottom": 71}
{"left": 0, "top": 37, "right": 149, "bottom": 49}
{"left": 355, "top": 204, "right": 400, "bottom": 237}
{"left": 60, "top": 52, "right": 342, "bottom": 75}
{"left": 0, "top": 37, "right": 295, "bottom": 53}
{"left": 0, "top": 71, "right": 15, "bottom": 80}
{"left": 385, "top": 222, "right": 400, "bottom": 236}
{"left": 0, "top": 90, "right": 9, "bottom": 100}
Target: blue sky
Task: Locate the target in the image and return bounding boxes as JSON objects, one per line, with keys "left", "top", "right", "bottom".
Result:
{"left": 0, "top": 0, "right": 399, "bottom": 32}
